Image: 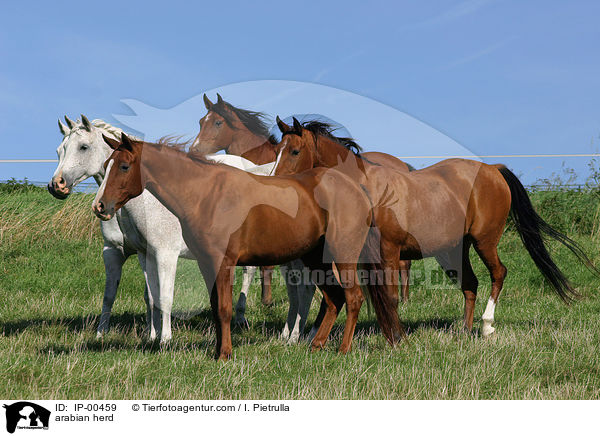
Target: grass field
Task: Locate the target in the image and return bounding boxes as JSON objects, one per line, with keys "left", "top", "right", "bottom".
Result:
{"left": 1, "top": 184, "right": 600, "bottom": 399}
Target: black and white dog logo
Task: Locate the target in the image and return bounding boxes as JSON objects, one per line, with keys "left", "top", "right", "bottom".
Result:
{"left": 3, "top": 402, "right": 50, "bottom": 433}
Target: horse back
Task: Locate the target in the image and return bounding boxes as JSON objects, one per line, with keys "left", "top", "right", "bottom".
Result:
{"left": 362, "top": 151, "right": 410, "bottom": 173}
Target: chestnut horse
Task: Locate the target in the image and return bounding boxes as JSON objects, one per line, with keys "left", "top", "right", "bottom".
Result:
{"left": 274, "top": 117, "right": 597, "bottom": 336}
{"left": 190, "top": 94, "right": 414, "bottom": 302}
{"left": 92, "top": 133, "right": 403, "bottom": 359}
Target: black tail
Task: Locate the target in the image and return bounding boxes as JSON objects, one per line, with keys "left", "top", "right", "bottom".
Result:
{"left": 359, "top": 185, "right": 405, "bottom": 344}
{"left": 498, "top": 166, "right": 598, "bottom": 302}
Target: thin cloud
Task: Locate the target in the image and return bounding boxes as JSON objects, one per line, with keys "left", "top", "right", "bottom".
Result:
{"left": 439, "top": 36, "right": 517, "bottom": 70}
{"left": 313, "top": 49, "right": 367, "bottom": 82}
{"left": 402, "top": 0, "right": 495, "bottom": 30}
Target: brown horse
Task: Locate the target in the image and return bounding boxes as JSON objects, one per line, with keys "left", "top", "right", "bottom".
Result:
{"left": 274, "top": 117, "right": 597, "bottom": 336}
{"left": 92, "top": 133, "right": 404, "bottom": 359}
{"left": 191, "top": 94, "right": 279, "bottom": 305}
{"left": 190, "top": 95, "right": 414, "bottom": 301}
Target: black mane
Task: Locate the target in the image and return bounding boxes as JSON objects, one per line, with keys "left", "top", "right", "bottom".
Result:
{"left": 299, "top": 120, "right": 363, "bottom": 155}
{"left": 212, "top": 100, "right": 278, "bottom": 144}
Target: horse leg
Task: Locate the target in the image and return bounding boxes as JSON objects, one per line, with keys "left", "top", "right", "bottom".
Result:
{"left": 381, "top": 238, "right": 401, "bottom": 311}
{"left": 307, "top": 293, "right": 326, "bottom": 342}
{"left": 283, "top": 259, "right": 316, "bottom": 344}
{"left": 137, "top": 252, "right": 159, "bottom": 340}
{"left": 336, "top": 264, "right": 365, "bottom": 354}
{"left": 399, "top": 260, "right": 412, "bottom": 302}
{"left": 280, "top": 261, "right": 299, "bottom": 341}
{"left": 97, "top": 246, "right": 126, "bottom": 338}
{"left": 212, "top": 259, "right": 236, "bottom": 360}
{"left": 473, "top": 241, "right": 507, "bottom": 337}
{"left": 310, "top": 287, "right": 345, "bottom": 351}
{"left": 234, "top": 266, "right": 256, "bottom": 329}
{"left": 435, "top": 242, "right": 479, "bottom": 332}
{"left": 296, "top": 272, "right": 316, "bottom": 342}
{"left": 153, "top": 249, "right": 179, "bottom": 343}
{"left": 260, "top": 266, "right": 274, "bottom": 305}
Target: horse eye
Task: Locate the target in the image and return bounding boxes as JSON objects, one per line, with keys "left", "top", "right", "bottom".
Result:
{"left": 120, "top": 163, "right": 130, "bottom": 172}
{"left": 291, "top": 149, "right": 300, "bottom": 156}
{"left": 215, "top": 120, "right": 223, "bottom": 127}
{"left": 80, "top": 144, "right": 88, "bottom": 151}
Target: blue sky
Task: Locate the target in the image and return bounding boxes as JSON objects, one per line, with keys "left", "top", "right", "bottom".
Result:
{"left": 1, "top": 0, "right": 599, "bottom": 184}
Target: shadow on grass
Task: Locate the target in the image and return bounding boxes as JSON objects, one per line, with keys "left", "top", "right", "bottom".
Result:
{"left": 37, "top": 337, "right": 215, "bottom": 356}
{"left": 1, "top": 309, "right": 213, "bottom": 336}
{"left": 3, "top": 306, "right": 560, "bottom": 358}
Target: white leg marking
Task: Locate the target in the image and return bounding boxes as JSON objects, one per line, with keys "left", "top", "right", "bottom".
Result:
{"left": 288, "top": 313, "right": 302, "bottom": 344}
{"left": 235, "top": 266, "right": 256, "bottom": 327}
{"left": 481, "top": 297, "right": 496, "bottom": 336}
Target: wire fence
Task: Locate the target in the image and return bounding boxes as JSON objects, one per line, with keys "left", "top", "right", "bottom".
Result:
{"left": 2, "top": 180, "right": 597, "bottom": 194}
{"left": 2, "top": 153, "right": 600, "bottom": 193}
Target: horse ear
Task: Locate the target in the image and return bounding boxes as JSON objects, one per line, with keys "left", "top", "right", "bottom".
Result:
{"left": 81, "top": 114, "right": 92, "bottom": 132}
{"left": 276, "top": 116, "right": 291, "bottom": 133}
{"left": 216, "top": 93, "right": 224, "bottom": 105}
{"left": 102, "top": 134, "right": 121, "bottom": 150}
{"left": 120, "top": 133, "right": 134, "bottom": 151}
{"left": 58, "top": 119, "right": 69, "bottom": 136}
{"left": 292, "top": 117, "right": 303, "bottom": 136}
{"left": 203, "top": 94, "right": 213, "bottom": 110}
{"left": 64, "top": 115, "right": 75, "bottom": 129}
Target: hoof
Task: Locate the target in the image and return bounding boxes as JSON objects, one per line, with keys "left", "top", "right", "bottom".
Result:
{"left": 95, "top": 331, "right": 104, "bottom": 340}
{"left": 235, "top": 317, "right": 250, "bottom": 330}
{"left": 216, "top": 352, "right": 232, "bottom": 361}
{"left": 310, "top": 341, "right": 325, "bottom": 352}
{"left": 306, "top": 327, "right": 319, "bottom": 343}
{"left": 287, "top": 333, "right": 300, "bottom": 345}
{"left": 261, "top": 298, "right": 273, "bottom": 306}
{"left": 481, "top": 324, "right": 496, "bottom": 337}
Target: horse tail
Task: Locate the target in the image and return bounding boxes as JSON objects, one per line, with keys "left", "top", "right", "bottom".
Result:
{"left": 497, "top": 165, "right": 598, "bottom": 302}
{"left": 359, "top": 185, "right": 406, "bottom": 344}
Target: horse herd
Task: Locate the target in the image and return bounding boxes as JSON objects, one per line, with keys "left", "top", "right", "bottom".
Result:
{"left": 48, "top": 94, "right": 597, "bottom": 360}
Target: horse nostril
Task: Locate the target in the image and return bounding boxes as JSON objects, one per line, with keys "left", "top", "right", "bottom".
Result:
{"left": 57, "top": 177, "right": 66, "bottom": 188}
{"left": 98, "top": 201, "right": 105, "bottom": 212}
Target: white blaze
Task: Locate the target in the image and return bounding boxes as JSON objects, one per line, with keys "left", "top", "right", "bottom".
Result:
{"left": 270, "top": 144, "right": 287, "bottom": 175}
{"left": 93, "top": 159, "right": 114, "bottom": 208}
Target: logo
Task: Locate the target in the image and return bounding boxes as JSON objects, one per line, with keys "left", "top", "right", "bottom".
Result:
{"left": 3, "top": 402, "right": 50, "bottom": 433}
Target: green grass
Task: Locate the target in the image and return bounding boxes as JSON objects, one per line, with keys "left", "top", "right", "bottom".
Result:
{"left": 1, "top": 185, "right": 600, "bottom": 399}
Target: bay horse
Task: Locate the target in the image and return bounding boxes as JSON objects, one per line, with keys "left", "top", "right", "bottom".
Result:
{"left": 48, "top": 115, "right": 275, "bottom": 342}
{"left": 273, "top": 117, "right": 597, "bottom": 336}
{"left": 92, "top": 132, "right": 403, "bottom": 359}
{"left": 191, "top": 93, "right": 281, "bottom": 305}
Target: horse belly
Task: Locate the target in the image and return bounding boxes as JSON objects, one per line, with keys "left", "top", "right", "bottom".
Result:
{"left": 237, "top": 213, "right": 323, "bottom": 266}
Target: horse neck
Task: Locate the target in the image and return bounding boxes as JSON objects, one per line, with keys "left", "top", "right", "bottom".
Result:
{"left": 315, "top": 137, "right": 368, "bottom": 181}
{"left": 227, "top": 129, "right": 277, "bottom": 163}
{"left": 140, "top": 145, "right": 213, "bottom": 220}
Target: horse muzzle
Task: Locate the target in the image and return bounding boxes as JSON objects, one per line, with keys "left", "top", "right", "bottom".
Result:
{"left": 92, "top": 200, "right": 114, "bottom": 221}
{"left": 47, "top": 181, "right": 70, "bottom": 199}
